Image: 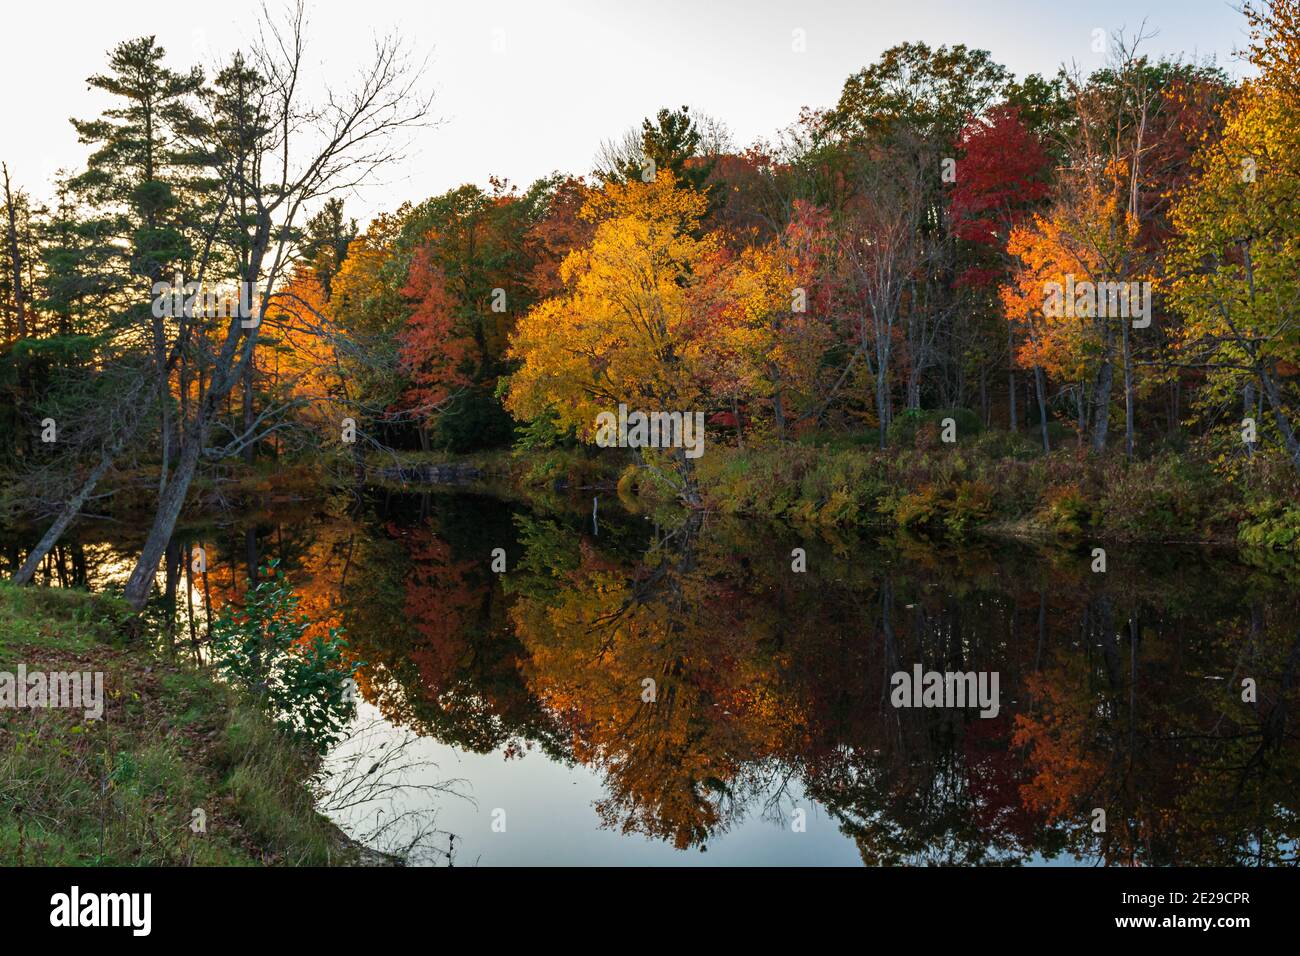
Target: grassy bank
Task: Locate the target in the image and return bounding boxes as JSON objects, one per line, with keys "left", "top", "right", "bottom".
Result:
{"left": 0, "top": 582, "right": 372, "bottom": 865}
{"left": 691, "top": 430, "right": 1300, "bottom": 548}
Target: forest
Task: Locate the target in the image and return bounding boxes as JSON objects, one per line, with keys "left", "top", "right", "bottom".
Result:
{"left": 3, "top": 0, "right": 1300, "bottom": 878}
{"left": 3, "top": 1, "right": 1300, "bottom": 601}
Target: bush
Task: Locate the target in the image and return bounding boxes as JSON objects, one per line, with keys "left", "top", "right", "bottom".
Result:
{"left": 890, "top": 484, "right": 946, "bottom": 530}
{"left": 1238, "top": 499, "right": 1300, "bottom": 550}
{"left": 1097, "top": 455, "right": 1217, "bottom": 540}
{"left": 210, "top": 561, "right": 360, "bottom": 754}
{"left": 945, "top": 480, "right": 996, "bottom": 535}
{"left": 1039, "top": 483, "right": 1092, "bottom": 535}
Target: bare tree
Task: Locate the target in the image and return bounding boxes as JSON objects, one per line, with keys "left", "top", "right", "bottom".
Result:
{"left": 120, "top": 3, "right": 431, "bottom": 610}
{"left": 835, "top": 139, "right": 931, "bottom": 447}
{"left": 2, "top": 164, "right": 28, "bottom": 339}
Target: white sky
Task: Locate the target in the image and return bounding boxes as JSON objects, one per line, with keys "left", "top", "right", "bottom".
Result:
{"left": 1, "top": 0, "right": 1252, "bottom": 223}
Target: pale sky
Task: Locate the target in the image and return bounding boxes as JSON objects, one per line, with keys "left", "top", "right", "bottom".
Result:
{"left": 2, "top": 0, "right": 1252, "bottom": 223}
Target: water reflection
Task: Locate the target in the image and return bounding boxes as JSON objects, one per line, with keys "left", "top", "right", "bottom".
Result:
{"left": 6, "top": 491, "right": 1299, "bottom": 865}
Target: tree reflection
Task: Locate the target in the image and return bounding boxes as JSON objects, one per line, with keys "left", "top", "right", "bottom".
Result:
{"left": 15, "top": 494, "right": 1298, "bottom": 863}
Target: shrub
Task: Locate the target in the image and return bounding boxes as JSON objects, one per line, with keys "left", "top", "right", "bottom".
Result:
{"left": 1040, "top": 483, "right": 1092, "bottom": 535}
{"left": 945, "top": 480, "right": 996, "bottom": 535}
{"left": 1238, "top": 499, "right": 1300, "bottom": 550}
{"left": 1097, "top": 455, "right": 1216, "bottom": 540}
{"left": 892, "top": 483, "right": 946, "bottom": 530}
{"left": 210, "top": 561, "right": 360, "bottom": 754}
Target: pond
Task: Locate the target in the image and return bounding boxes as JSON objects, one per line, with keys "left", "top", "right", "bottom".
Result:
{"left": 6, "top": 488, "right": 1299, "bottom": 866}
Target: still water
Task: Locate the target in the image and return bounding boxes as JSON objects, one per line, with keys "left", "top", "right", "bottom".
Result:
{"left": 7, "top": 488, "right": 1300, "bottom": 865}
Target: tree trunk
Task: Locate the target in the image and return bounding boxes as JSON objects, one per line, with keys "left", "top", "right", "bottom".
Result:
{"left": 1034, "top": 365, "right": 1050, "bottom": 453}
{"left": 1007, "top": 325, "right": 1017, "bottom": 432}
{"left": 1244, "top": 381, "right": 1257, "bottom": 458}
{"left": 242, "top": 353, "right": 256, "bottom": 464}
{"left": 1091, "top": 356, "right": 1113, "bottom": 453}
{"left": 1121, "top": 316, "right": 1135, "bottom": 460}
{"left": 979, "top": 365, "right": 989, "bottom": 428}
{"left": 15, "top": 462, "right": 108, "bottom": 585}
{"left": 1258, "top": 363, "right": 1300, "bottom": 469}
{"left": 122, "top": 411, "right": 206, "bottom": 609}
{"left": 769, "top": 362, "right": 786, "bottom": 441}
{"left": 877, "top": 372, "right": 891, "bottom": 449}
{"left": 12, "top": 413, "right": 144, "bottom": 586}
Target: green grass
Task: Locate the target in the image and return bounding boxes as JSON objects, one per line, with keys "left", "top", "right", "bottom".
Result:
{"left": 0, "top": 581, "right": 366, "bottom": 865}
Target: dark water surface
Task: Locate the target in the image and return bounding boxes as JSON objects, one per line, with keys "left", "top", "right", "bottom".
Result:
{"left": 7, "top": 489, "right": 1300, "bottom": 866}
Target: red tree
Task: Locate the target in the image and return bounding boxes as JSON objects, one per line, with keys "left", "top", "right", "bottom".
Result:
{"left": 396, "top": 247, "right": 474, "bottom": 423}
{"left": 948, "top": 105, "right": 1051, "bottom": 266}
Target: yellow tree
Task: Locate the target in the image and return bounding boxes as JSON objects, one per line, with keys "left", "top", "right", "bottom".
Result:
{"left": 505, "top": 171, "right": 717, "bottom": 499}
{"left": 1167, "top": 0, "right": 1300, "bottom": 468}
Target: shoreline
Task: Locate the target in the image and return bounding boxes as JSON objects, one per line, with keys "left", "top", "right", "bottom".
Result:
{"left": 0, "top": 582, "right": 392, "bottom": 867}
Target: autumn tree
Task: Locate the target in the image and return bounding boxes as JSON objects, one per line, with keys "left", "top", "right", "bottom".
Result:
{"left": 1004, "top": 178, "right": 1148, "bottom": 453}
{"left": 950, "top": 106, "right": 1052, "bottom": 440}
{"left": 505, "top": 171, "right": 716, "bottom": 499}
{"left": 1167, "top": 0, "right": 1300, "bottom": 469}
{"left": 693, "top": 199, "right": 837, "bottom": 441}
{"left": 395, "top": 249, "right": 474, "bottom": 436}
